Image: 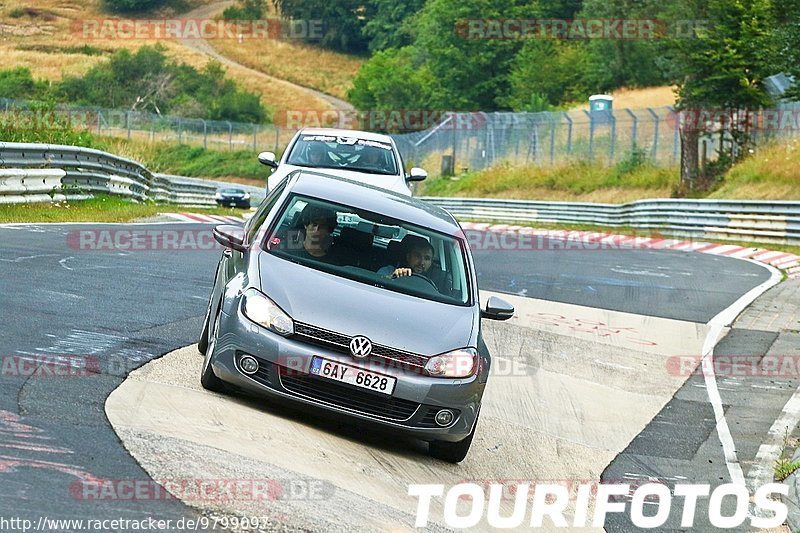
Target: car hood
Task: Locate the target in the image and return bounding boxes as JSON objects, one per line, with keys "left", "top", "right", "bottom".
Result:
{"left": 268, "top": 164, "right": 410, "bottom": 195}
{"left": 258, "top": 252, "right": 475, "bottom": 355}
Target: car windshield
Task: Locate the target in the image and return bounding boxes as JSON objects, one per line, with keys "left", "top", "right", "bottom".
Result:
{"left": 219, "top": 188, "right": 244, "bottom": 194}
{"left": 285, "top": 135, "right": 399, "bottom": 175}
{"left": 264, "top": 194, "right": 470, "bottom": 305}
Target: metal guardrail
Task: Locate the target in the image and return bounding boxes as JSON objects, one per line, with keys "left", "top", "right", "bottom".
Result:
{"left": 422, "top": 197, "right": 800, "bottom": 245}
{"left": 0, "top": 142, "right": 219, "bottom": 206}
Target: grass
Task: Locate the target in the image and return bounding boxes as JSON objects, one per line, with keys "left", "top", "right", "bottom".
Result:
{"left": 569, "top": 86, "right": 677, "bottom": 112}
{"left": 419, "top": 137, "right": 800, "bottom": 202}
{"left": 95, "top": 137, "right": 269, "bottom": 181}
{"left": 774, "top": 427, "right": 800, "bottom": 482}
{"left": 213, "top": 37, "right": 363, "bottom": 101}
{"left": 709, "top": 138, "right": 800, "bottom": 200}
{"left": 419, "top": 160, "right": 676, "bottom": 203}
{"left": 0, "top": 194, "right": 249, "bottom": 223}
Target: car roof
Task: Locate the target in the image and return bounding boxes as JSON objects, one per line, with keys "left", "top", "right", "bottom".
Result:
{"left": 298, "top": 128, "right": 395, "bottom": 145}
{"left": 287, "top": 171, "right": 462, "bottom": 237}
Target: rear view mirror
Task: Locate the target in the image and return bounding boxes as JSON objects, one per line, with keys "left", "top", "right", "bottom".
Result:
{"left": 407, "top": 167, "right": 428, "bottom": 182}
{"left": 258, "top": 151, "right": 278, "bottom": 168}
{"left": 213, "top": 225, "right": 247, "bottom": 253}
{"left": 481, "top": 296, "right": 514, "bottom": 321}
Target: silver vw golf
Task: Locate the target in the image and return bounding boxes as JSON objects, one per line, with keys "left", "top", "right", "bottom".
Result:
{"left": 198, "top": 170, "right": 513, "bottom": 462}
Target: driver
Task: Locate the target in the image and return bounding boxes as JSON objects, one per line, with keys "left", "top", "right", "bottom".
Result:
{"left": 307, "top": 142, "right": 328, "bottom": 166}
{"left": 378, "top": 235, "right": 434, "bottom": 280}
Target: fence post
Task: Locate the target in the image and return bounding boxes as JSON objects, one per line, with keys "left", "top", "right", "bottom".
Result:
{"left": 253, "top": 125, "right": 257, "bottom": 151}
{"left": 452, "top": 113, "right": 458, "bottom": 173}
{"left": 625, "top": 108, "right": 638, "bottom": 150}
{"left": 671, "top": 119, "right": 679, "bottom": 165}
{"left": 178, "top": 118, "right": 183, "bottom": 144}
{"left": 564, "top": 112, "right": 573, "bottom": 154}
{"left": 126, "top": 111, "right": 131, "bottom": 141}
{"left": 202, "top": 119, "right": 208, "bottom": 149}
{"left": 609, "top": 114, "right": 616, "bottom": 160}
{"left": 583, "top": 110, "right": 594, "bottom": 160}
{"left": 274, "top": 127, "right": 280, "bottom": 152}
{"left": 97, "top": 111, "right": 102, "bottom": 134}
{"left": 549, "top": 117, "right": 556, "bottom": 164}
{"left": 227, "top": 121, "right": 233, "bottom": 150}
{"left": 647, "top": 108, "right": 659, "bottom": 162}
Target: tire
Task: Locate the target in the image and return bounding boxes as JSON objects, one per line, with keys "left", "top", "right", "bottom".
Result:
{"left": 429, "top": 412, "right": 479, "bottom": 463}
{"left": 197, "top": 294, "right": 213, "bottom": 355}
{"left": 200, "top": 299, "right": 227, "bottom": 393}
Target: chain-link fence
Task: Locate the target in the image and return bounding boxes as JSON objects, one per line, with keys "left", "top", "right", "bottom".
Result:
{"left": 391, "top": 104, "right": 800, "bottom": 177}
{"left": 3, "top": 98, "right": 798, "bottom": 178}
{"left": 0, "top": 98, "right": 286, "bottom": 153}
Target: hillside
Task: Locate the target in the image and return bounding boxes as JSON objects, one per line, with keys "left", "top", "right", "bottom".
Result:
{"left": 0, "top": 0, "right": 359, "bottom": 116}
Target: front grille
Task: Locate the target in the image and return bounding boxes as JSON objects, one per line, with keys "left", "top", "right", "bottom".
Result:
{"left": 293, "top": 322, "right": 428, "bottom": 369}
{"left": 278, "top": 368, "right": 420, "bottom": 421}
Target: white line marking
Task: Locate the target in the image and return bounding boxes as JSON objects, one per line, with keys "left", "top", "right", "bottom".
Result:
{"left": 701, "top": 258, "right": 782, "bottom": 487}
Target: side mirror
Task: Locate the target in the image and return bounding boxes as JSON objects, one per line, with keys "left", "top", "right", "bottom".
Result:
{"left": 407, "top": 167, "right": 428, "bottom": 182}
{"left": 213, "top": 224, "right": 247, "bottom": 253}
{"left": 258, "top": 151, "right": 278, "bottom": 168}
{"left": 481, "top": 296, "right": 514, "bottom": 321}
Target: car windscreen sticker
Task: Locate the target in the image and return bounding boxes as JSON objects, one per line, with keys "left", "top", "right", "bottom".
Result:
{"left": 357, "top": 140, "right": 392, "bottom": 150}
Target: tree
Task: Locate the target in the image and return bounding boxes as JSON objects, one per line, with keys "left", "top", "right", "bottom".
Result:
{"left": 668, "top": 0, "right": 777, "bottom": 188}
{"left": 362, "top": 0, "right": 425, "bottom": 51}
{"left": 409, "top": 0, "right": 537, "bottom": 110}
{"left": 272, "top": 0, "right": 373, "bottom": 53}
{"left": 348, "top": 47, "right": 436, "bottom": 110}
{"left": 502, "top": 41, "right": 589, "bottom": 109}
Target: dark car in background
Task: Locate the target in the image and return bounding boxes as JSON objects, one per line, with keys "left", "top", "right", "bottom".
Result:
{"left": 215, "top": 187, "right": 251, "bottom": 209}
{"left": 198, "top": 170, "right": 514, "bottom": 462}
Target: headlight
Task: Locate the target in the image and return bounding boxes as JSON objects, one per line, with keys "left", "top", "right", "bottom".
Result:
{"left": 425, "top": 348, "right": 477, "bottom": 378}
{"left": 243, "top": 193, "right": 251, "bottom": 200}
{"left": 241, "top": 288, "right": 294, "bottom": 336}
{"left": 214, "top": 192, "right": 222, "bottom": 200}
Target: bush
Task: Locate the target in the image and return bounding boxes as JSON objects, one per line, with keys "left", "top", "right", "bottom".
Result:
{"left": 103, "top": 0, "right": 166, "bottom": 12}
{"left": 222, "top": 0, "right": 264, "bottom": 20}
{"left": 0, "top": 67, "right": 47, "bottom": 100}
{"left": 57, "top": 46, "right": 268, "bottom": 124}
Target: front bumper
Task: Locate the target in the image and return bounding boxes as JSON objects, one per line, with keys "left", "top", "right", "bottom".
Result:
{"left": 216, "top": 198, "right": 250, "bottom": 208}
{"left": 208, "top": 304, "right": 484, "bottom": 443}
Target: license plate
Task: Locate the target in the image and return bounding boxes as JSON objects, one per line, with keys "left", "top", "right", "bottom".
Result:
{"left": 310, "top": 357, "right": 396, "bottom": 395}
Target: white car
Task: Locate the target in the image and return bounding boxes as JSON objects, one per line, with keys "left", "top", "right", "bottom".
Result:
{"left": 259, "top": 128, "right": 427, "bottom": 195}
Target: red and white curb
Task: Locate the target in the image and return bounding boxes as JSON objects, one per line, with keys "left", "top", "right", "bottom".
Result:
{"left": 460, "top": 222, "right": 800, "bottom": 280}
{"left": 162, "top": 212, "right": 253, "bottom": 224}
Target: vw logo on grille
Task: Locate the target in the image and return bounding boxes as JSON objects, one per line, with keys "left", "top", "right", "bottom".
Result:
{"left": 349, "top": 336, "right": 372, "bottom": 358}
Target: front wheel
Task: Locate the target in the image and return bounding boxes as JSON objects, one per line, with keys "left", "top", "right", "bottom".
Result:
{"left": 200, "top": 299, "right": 227, "bottom": 393}
{"left": 429, "top": 412, "right": 479, "bottom": 463}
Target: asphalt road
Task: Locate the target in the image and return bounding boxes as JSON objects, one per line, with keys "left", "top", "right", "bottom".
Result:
{"left": 0, "top": 222, "right": 774, "bottom": 528}
{"left": 470, "top": 237, "right": 771, "bottom": 323}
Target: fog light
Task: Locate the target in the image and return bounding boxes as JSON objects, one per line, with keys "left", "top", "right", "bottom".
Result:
{"left": 240, "top": 355, "right": 259, "bottom": 375}
{"left": 435, "top": 409, "right": 455, "bottom": 427}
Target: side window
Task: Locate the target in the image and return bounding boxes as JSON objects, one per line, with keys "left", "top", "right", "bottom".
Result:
{"left": 244, "top": 179, "right": 287, "bottom": 244}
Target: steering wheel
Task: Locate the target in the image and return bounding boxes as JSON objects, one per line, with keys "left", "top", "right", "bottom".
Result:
{"left": 410, "top": 272, "right": 437, "bottom": 289}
